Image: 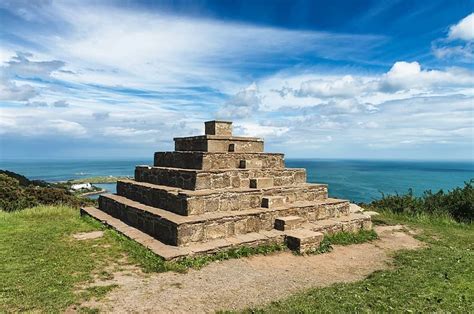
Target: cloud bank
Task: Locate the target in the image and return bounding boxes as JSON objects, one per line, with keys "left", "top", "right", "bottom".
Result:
{"left": 0, "top": 3, "right": 472, "bottom": 160}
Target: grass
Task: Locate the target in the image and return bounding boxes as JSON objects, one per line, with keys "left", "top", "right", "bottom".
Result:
{"left": 0, "top": 205, "right": 286, "bottom": 312}
{"left": 303, "top": 229, "right": 379, "bottom": 255}
{"left": 2, "top": 204, "right": 471, "bottom": 312}
{"left": 0, "top": 206, "right": 128, "bottom": 312}
{"left": 248, "top": 212, "right": 474, "bottom": 313}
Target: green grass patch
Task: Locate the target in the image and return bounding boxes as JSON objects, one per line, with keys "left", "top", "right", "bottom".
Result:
{"left": 0, "top": 205, "right": 287, "bottom": 311}
{"left": 249, "top": 213, "right": 474, "bottom": 313}
{"left": 326, "top": 228, "right": 378, "bottom": 245}
{"left": 0, "top": 206, "right": 126, "bottom": 312}
{"left": 304, "top": 229, "right": 378, "bottom": 255}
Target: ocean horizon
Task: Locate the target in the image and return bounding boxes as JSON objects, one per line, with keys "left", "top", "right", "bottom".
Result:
{"left": 1, "top": 158, "right": 472, "bottom": 203}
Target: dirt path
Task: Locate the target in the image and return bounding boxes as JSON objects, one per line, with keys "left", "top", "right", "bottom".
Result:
{"left": 82, "top": 225, "right": 423, "bottom": 313}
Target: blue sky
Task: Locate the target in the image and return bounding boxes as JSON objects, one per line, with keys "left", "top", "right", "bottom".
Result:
{"left": 0, "top": 0, "right": 473, "bottom": 160}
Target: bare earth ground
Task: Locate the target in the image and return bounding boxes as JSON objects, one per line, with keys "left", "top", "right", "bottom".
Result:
{"left": 81, "top": 225, "right": 423, "bottom": 313}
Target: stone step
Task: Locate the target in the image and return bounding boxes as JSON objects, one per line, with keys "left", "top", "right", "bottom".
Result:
{"left": 304, "top": 212, "right": 372, "bottom": 234}
{"left": 174, "top": 135, "right": 264, "bottom": 153}
{"left": 80, "top": 206, "right": 284, "bottom": 261}
{"left": 154, "top": 152, "right": 284, "bottom": 170}
{"left": 82, "top": 205, "right": 370, "bottom": 260}
{"left": 250, "top": 177, "right": 273, "bottom": 189}
{"left": 98, "top": 193, "right": 349, "bottom": 246}
{"left": 285, "top": 230, "right": 324, "bottom": 254}
{"left": 261, "top": 196, "right": 285, "bottom": 208}
{"left": 117, "top": 179, "right": 328, "bottom": 215}
{"left": 274, "top": 216, "right": 303, "bottom": 231}
{"left": 135, "top": 166, "right": 306, "bottom": 190}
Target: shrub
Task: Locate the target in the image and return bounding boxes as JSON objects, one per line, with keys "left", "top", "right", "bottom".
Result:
{"left": 0, "top": 174, "right": 38, "bottom": 212}
{"left": 0, "top": 173, "right": 93, "bottom": 212}
{"left": 364, "top": 180, "right": 473, "bottom": 223}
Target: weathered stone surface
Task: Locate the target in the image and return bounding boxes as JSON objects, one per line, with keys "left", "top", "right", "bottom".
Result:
{"left": 98, "top": 193, "right": 351, "bottom": 246}
{"left": 250, "top": 177, "right": 273, "bottom": 189}
{"left": 285, "top": 230, "right": 324, "bottom": 253}
{"left": 90, "top": 119, "right": 371, "bottom": 256}
{"left": 205, "top": 120, "right": 233, "bottom": 136}
{"left": 82, "top": 205, "right": 370, "bottom": 260}
{"left": 135, "top": 166, "right": 306, "bottom": 190}
{"left": 261, "top": 196, "right": 285, "bottom": 208}
{"left": 274, "top": 216, "right": 303, "bottom": 231}
{"left": 117, "top": 179, "right": 329, "bottom": 215}
{"left": 174, "top": 135, "right": 264, "bottom": 153}
{"left": 154, "top": 152, "right": 285, "bottom": 170}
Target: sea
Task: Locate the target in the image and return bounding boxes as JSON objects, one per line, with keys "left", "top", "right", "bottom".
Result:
{"left": 1, "top": 159, "right": 473, "bottom": 203}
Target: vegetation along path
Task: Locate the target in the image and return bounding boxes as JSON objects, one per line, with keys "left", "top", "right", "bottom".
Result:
{"left": 80, "top": 224, "right": 422, "bottom": 312}
{"left": 1, "top": 204, "right": 472, "bottom": 312}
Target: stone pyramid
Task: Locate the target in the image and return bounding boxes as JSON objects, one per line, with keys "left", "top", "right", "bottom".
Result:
{"left": 82, "top": 120, "right": 371, "bottom": 260}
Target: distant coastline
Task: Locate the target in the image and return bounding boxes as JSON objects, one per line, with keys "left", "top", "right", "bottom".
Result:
{"left": 1, "top": 159, "right": 472, "bottom": 203}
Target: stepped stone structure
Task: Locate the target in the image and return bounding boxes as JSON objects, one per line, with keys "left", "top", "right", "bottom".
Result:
{"left": 82, "top": 121, "right": 372, "bottom": 260}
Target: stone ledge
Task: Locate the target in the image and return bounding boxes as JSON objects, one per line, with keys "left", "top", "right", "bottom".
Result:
{"left": 81, "top": 206, "right": 371, "bottom": 260}
{"left": 116, "top": 180, "right": 329, "bottom": 215}
{"left": 154, "top": 151, "right": 285, "bottom": 170}
{"left": 100, "top": 193, "right": 348, "bottom": 225}
{"left": 120, "top": 179, "right": 326, "bottom": 197}
{"left": 173, "top": 135, "right": 263, "bottom": 141}
{"left": 135, "top": 166, "right": 307, "bottom": 190}
{"left": 81, "top": 206, "right": 283, "bottom": 260}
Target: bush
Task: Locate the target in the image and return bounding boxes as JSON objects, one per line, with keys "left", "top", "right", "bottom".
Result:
{"left": 363, "top": 180, "right": 473, "bottom": 223}
{"left": 0, "top": 174, "right": 92, "bottom": 212}
{"left": 0, "top": 169, "right": 49, "bottom": 187}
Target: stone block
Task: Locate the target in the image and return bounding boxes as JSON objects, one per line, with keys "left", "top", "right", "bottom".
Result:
{"left": 205, "top": 120, "right": 233, "bottom": 136}
{"left": 250, "top": 177, "right": 273, "bottom": 189}
{"left": 174, "top": 135, "right": 264, "bottom": 153}
{"left": 285, "top": 230, "right": 324, "bottom": 253}
{"left": 261, "top": 196, "right": 285, "bottom": 208}
{"left": 274, "top": 216, "right": 303, "bottom": 231}
{"left": 154, "top": 152, "right": 285, "bottom": 170}
{"left": 239, "top": 159, "right": 263, "bottom": 169}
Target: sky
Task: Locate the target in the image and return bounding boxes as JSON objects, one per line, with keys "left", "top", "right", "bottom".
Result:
{"left": 0, "top": 0, "right": 473, "bottom": 160}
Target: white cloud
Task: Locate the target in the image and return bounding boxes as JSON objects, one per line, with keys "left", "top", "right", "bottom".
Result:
{"left": 432, "top": 13, "right": 474, "bottom": 61}
{"left": 0, "top": 52, "right": 65, "bottom": 102}
{"left": 379, "top": 61, "right": 473, "bottom": 92}
{"left": 0, "top": 80, "right": 37, "bottom": 101}
{"left": 0, "top": 113, "right": 87, "bottom": 137}
{"left": 236, "top": 122, "right": 289, "bottom": 138}
{"left": 448, "top": 13, "right": 474, "bottom": 41}
{"left": 254, "top": 61, "right": 473, "bottom": 113}
{"left": 217, "top": 83, "right": 261, "bottom": 119}
{"left": 296, "top": 75, "right": 369, "bottom": 98}
{"left": 0, "top": 1, "right": 472, "bottom": 159}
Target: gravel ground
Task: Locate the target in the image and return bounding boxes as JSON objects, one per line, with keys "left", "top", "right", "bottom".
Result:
{"left": 81, "top": 225, "right": 422, "bottom": 313}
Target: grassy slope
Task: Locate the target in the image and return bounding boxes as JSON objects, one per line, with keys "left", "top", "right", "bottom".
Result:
{"left": 250, "top": 212, "right": 474, "bottom": 313}
{"left": 0, "top": 206, "right": 126, "bottom": 312}
{"left": 0, "top": 206, "right": 286, "bottom": 312}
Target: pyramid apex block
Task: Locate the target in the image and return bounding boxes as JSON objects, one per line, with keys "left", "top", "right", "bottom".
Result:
{"left": 205, "top": 120, "right": 233, "bottom": 136}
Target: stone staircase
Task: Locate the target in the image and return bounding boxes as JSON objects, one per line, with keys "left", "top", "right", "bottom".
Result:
{"left": 82, "top": 120, "right": 372, "bottom": 259}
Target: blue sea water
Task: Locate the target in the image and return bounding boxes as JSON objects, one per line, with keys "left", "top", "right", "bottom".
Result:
{"left": 1, "top": 159, "right": 473, "bottom": 203}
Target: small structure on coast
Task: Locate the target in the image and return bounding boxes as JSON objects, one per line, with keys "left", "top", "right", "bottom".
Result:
{"left": 82, "top": 121, "right": 372, "bottom": 260}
